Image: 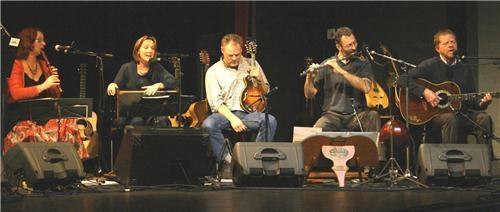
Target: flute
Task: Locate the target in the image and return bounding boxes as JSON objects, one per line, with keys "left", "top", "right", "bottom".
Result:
{"left": 41, "top": 50, "right": 63, "bottom": 93}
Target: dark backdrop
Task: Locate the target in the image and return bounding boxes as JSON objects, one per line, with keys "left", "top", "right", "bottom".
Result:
{"left": 1, "top": 1, "right": 476, "bottom": 142}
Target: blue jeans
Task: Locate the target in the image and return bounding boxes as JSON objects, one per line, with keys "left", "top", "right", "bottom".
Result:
{"left": 202, "top": 111, "right": 277, "bottom": 159}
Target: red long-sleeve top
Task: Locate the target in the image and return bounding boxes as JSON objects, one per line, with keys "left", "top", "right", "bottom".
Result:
{"left": 7, "top": 59, "right": 61, "bottom": 103}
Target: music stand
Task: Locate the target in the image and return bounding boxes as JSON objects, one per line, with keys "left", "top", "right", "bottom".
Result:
{"left": 116, "top": 90, "right": 194, "bottom": 120}
{"left": 13, "top": 98, "right": 93, "bottom": 123}
{"left": 129, "top": 94, "right": 195, "bottom": 119}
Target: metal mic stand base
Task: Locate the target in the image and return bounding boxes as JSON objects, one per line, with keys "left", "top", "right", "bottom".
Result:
{"left": 357, "top": 156, "right": 428, "bottom": 188}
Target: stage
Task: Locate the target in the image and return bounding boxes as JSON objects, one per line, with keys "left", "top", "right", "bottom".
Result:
{"left": 2, "top": 176, "right": 500, "bottom": 212}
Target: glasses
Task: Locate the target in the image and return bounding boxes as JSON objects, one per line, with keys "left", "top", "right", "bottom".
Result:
{"left": 35, "top": 38, "right": 46, "bottom": 44}
{"left": 341, "top": 41, "right": 357, "bottom": 49}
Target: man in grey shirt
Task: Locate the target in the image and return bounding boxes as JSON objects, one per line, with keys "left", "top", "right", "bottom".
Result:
{"left": 202, "top": 33, "right": 277, "bottom": 162}
{"left": 304, "top": 27, "right": 380, "bottom": 132}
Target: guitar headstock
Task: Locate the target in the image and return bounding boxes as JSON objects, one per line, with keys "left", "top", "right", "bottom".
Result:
{"left": 199, "top": 50, "right": 210, "bottom": 65}
{"left": 245, "top": 38, "right": 258, "bottom": 56}
{"left": 379, "top": 43, "right": 392, "bottom": 56}
{"left": 169, "top": 57, "right": 181, "bottom": 80}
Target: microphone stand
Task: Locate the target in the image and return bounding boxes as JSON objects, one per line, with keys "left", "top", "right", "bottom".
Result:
{"left": 349, "top": 98, "right": 364, "bottom": 132}
{"left": 167, "top": 56, "right": 183, "bottom": 126}
{"left": 65, "top": 48, "right": 113, "bottom": 174}
{"left": 358, "top": 50, "right": 427, "bottom": 188}
{"left": 263, "top": 86, "right": 278, "bottom": 142}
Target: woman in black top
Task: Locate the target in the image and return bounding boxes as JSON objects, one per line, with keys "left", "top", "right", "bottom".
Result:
{"left": 107, "top": 35, "right": 178, "bottom": 127}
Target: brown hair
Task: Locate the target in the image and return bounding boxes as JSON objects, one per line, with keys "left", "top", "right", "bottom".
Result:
{"left": 16, "top": 27, "right": 42, "bottom": 59}
{"left": 334, "top": 27, "right": 354, "bottom": 45}
{"left": 220, "top": 33, "right": 244, "bottom": 48}
{"left": 433, "top": 28, "right": 456, "bottom": 47}
{"left": 132, "top": 35, "right": 157, "bottom": 62}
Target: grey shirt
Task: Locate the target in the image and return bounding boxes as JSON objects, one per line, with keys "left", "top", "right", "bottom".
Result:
{"left": 314, "top": 55, "right": 373, "bottom": 114}
{"left": 205, "top": 57, "right": 269, "bottom": 112}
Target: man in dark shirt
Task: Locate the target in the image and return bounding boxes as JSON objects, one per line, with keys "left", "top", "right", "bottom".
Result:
{"left": 304, "top": 27, "right": 380, "bottom": 132}
{"left": 397, "top": 28, "right": 493, "bottom": 144}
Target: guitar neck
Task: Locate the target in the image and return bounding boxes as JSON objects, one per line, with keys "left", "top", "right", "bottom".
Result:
{"left": 450, "top": 92, "right": 500, "bottom": 101}
{"left": 79, "top": 64, "right": 86, "bottom": 98}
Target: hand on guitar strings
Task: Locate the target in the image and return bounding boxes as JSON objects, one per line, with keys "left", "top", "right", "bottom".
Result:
{"left": 249, "top": 67, "right": 260, "bottom": 77}
{"left": 423, "top": 88, "right": 442, "bottom": 107}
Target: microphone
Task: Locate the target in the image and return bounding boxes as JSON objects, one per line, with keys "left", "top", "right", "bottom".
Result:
{"left": 264, "top": 86, "right": 279, "bottom": 98}
{"left": 149, "top": 57, "right": 162, "bottom": 64}
{"left": 453, "top": 51, "right": 462, "bottom": 63}
{"left": 54, "top": 44, "right": 73, "bottom": 53}
{"left": 362, "top": 44, "right": 374, "bottom": 61}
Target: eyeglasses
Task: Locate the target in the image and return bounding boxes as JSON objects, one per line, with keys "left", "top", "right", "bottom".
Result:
{"left": 341, "top": 41, "right": 357, "bottom": 49}
{"left": 35, "top": 39, "right": 46, "bottom": 44}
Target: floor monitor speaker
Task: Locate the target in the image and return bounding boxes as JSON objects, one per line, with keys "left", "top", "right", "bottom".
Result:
{"left": 3, "top": 142, "right": 86, "bottom": 189}
{"left": 114, "top": 126, "right": 212, "bottom": 187}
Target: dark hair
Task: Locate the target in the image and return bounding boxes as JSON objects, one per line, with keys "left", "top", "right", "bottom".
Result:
{"left": 132, "top": 35, "right": 157, "bottom": 62}
{"left": 433, "top": 28, "right": 456, "bottom": 47}
{"left": 220, "top": 33, "right": 244, "bottom": 48}
{"left": 334, "top": 27, "right": 354, "bottom": 45}
{"left": 16, "top": 27, "right": 42, "bottom": 59}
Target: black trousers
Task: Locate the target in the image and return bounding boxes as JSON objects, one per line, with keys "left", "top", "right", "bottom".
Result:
{"left": 427, "top": 111, "right": 493, "bottom": 144}
{"left": 313, "top": 110, "right": 381, "bottom": 132}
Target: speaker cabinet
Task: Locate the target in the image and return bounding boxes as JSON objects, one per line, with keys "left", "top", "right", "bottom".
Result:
{"left": 418, "top": 144, "right": 492, "bottom": 185}
{"left": 3, "top": 142, "right": 86, "bottom": 189}
{"left": 114, "top": 126, "right": 212, "bottom": 187}
{"left": 232, "top": 142, "right": 305, "bottom": 187}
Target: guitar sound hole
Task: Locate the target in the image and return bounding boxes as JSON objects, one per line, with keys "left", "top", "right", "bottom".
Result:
{"left": 438, "top": 93, "right": 449, "bottom": 106}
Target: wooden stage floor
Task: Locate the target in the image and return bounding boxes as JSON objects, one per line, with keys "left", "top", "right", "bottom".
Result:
{"left": 2, "top": 177, "right": 500, "bottom": 212}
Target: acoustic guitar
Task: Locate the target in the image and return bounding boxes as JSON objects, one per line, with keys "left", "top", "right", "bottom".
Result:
{"left": 399, "top": 78, "right": 499, "bottom": 125}
{"left": 174, "top": 50, "right": 212, "bottom": 128}
{"left": 76, "top": 63, "right": 99, "bottom": 158}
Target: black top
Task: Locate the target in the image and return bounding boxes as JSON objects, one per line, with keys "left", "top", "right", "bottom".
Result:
{"left": 397, "top": 56, "right": 485, "bottom": 111}
{"left": 313, "top": 55, "right": 373, "bottom": 114}
{"left": 113, "top": 61, "right": 178, "bottom": 90}
{"left": 24, "top": 74, "right": 50, "bottom": 98}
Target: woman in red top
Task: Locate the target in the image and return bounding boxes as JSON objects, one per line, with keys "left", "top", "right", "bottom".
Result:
{"left": 4, "top": 27, "right": 89, "bottom": 160}
{"left": 7, "top": 27, "right": 61, "bottom": 102}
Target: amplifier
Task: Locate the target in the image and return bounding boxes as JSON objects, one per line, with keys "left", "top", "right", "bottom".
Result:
{"left": 418, "top": 143, "right": 492, "bottom": 185}
{"left": 232, "top": 142, "right": 305, "bottom": 187}
{"left": 114, "top": 126, "right": 213, "bottom": 187}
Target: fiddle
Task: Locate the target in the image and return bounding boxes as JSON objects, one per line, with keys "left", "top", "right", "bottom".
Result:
{"left": 40, "top": 50, "right": 63, "bottom": 93}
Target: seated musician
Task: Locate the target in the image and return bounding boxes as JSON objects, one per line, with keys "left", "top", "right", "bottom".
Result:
{"left": 397, "top": 28, "right": 493, "bottom": 144}
{"left": 202, "top": 33, "right": 277, "bottom": 164}
{"left": 3, "top": 27, "right": 89, "bottom": 159}
{"left": 106, "top": 35, "right": 179, "bottom": 128}
{"left": 304, "top": 27, "right": 380, "bottom": 132}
